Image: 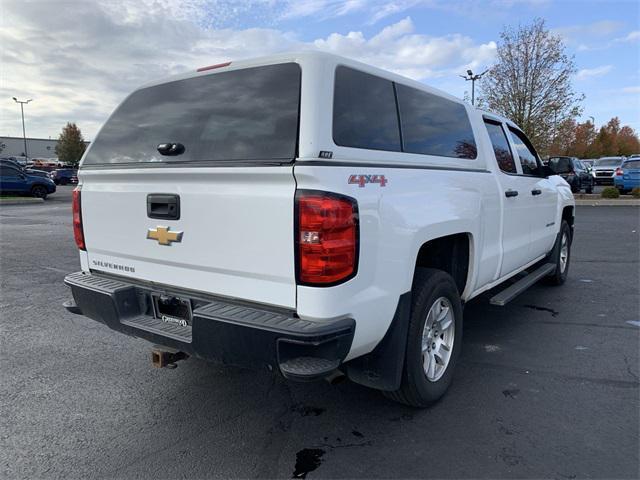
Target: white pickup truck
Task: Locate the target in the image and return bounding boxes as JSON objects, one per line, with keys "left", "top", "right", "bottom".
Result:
{"left": 64, "top": 52, "right": 574, "bottom": 406}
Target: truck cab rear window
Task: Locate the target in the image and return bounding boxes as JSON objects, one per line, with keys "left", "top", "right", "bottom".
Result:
{"left": 83, "top": 63, "right": 301, "bottom": 166}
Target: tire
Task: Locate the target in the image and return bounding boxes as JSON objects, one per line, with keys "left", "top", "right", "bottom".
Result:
{"left": 383, "top": 268, "right": 463, "bottom": 407}
{"left": 31, "top": 185, "right": 48, "bottom": 199}
{"left": 545, "top": 220, "right": 571, "bottom": 286}
{"left": 60, "top": 178, "right": 68, "bottom": 186}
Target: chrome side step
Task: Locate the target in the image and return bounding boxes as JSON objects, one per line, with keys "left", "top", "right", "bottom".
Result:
{"left": 489, "top": 263, "right": 556, "bottom": 306}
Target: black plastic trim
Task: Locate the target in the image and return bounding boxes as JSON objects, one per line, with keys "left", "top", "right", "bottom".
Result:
{"left": 63, "top": 271, "right": 355, "bottom": 375}
{"left": 80, "top": 159, "right": 294, "bottom": 170}
{"left": 297, "top": 160, "right": 491, "bottom": 174}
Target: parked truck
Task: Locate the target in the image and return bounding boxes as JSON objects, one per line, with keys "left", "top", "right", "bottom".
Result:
{"left": 63, "top": 52, "right": 574, "bottom": 407}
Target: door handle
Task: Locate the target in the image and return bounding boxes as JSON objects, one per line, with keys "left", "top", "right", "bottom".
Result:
{"left": 531, "top": 189, "right": 542, "bottom": 196}
{"left": 147, "top": 194, "right": 180, "bottom": 220}
{"left": 505, "top": 190, "right": 519, "bottom": 198}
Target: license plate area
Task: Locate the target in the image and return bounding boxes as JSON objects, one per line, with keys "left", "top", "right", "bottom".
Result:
{"left": 152, "top": 294, "right": 193, "bottom": 327}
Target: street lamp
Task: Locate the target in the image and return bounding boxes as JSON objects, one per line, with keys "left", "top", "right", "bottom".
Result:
{"left": 12, "top": 97, "right": 32, "bottom": 161}
{"left": 460, "top": 69, "right": 488, "bottom": 105}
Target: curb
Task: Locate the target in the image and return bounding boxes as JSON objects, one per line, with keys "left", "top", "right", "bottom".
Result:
{"left": 575, "top": 199, "right": 640, "bottom": 206}
{"left": 0, "top": 197, "right": 45, "bottom": 205}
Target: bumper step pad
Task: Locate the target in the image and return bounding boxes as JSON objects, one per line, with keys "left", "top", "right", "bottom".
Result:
{"left": 279, "top": 357, "right": 340, "bottom": 380}
{"left": 121, "top": 315, "right": 192, "bottom": 343}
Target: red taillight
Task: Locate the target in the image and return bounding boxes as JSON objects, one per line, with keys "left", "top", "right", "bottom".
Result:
{"left": 196, "top": 61, "right": 231, "bottom": 72}
{"left": 296, "top": 191, "right": 358, "bottom": 285}
{"left": 615, "top": 167, "right": 623, "bottom": 176}
{"left": 72, "top": 187, "right": 85, "bottom": 250}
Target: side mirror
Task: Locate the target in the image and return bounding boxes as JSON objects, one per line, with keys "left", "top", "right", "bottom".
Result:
{"left": 540, "top": 165, "right": 555, "bottom": 177}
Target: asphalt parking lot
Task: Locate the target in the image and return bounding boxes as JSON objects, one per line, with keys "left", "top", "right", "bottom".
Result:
{"left": 1, "top": 186, "right": 639, "bottom": 479}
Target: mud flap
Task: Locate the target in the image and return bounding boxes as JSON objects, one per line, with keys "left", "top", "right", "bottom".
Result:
{"left": 343, "top": 291, "right": 412, "bottom": 391}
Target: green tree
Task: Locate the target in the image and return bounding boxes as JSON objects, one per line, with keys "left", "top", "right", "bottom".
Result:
{"left": 479, "top": 18, "right": 584, "bottom": 156}
{"left": 55, "top": 123, "right": 86, "bottom": 167}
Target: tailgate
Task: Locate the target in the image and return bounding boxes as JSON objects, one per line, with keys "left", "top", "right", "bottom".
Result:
{"left": 76, "top": 61, "right": 302, "bottom": 308}
{"left": 80, "top": 167, "right": 296, "bottom": 308}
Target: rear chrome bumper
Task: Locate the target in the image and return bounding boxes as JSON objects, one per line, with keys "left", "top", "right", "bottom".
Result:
{"left": 63, "top": 271, "right": 354, "bottom": 380}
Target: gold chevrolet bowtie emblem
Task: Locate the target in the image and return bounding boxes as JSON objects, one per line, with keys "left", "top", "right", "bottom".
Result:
{"left": 147, "top": 226, "right": 183, "bottom": 245}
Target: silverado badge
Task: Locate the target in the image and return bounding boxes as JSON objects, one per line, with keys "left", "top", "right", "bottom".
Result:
{"left": 147, "top": 226, "right": 183, "bottom": 246}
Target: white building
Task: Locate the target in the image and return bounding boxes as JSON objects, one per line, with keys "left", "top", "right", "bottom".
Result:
{"left": 0, "top": 136, "right": 90, "bottom": 160}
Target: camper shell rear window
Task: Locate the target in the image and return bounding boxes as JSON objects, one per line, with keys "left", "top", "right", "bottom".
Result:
{"left": 83, "top": 63, "right": 301, "bottom": 166}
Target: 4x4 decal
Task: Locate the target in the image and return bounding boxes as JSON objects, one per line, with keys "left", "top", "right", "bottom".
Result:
{"left": 348, "top": 174, "right": 388, "bottom": 188}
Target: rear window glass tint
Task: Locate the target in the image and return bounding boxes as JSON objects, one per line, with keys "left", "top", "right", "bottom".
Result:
{"left": 484, "top": 121, "right": 516, "bottom": 173}
{"left": 624, "top": 160, "right": 640, "bottom": 169}
{"left": 333, "top": 66, "right": 401, "bottom": 151}
{"left": 397, "top": 84, "right": 477, "bottom": 159}
{"left": 83, "top": 63, "right": 301, "bottom": 165}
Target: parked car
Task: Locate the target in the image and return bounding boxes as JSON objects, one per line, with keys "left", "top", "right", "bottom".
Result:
{"left": 0, "top": 162, "right": 56, "bottom": 198}
{"left": 62, "top": 52, "right": 574, "bottom": 407}
{"left": 548, "top": 156, "right": 594, "bottom": 193}
{"left": 592, "top": 157, "right": 625, "bottom": 185}
{"left": 25, "top": 169, "right": 51, "bottom": 178}
{"left": 1, "top": 158, "right": 24, "bottom": 170}
{"left": 50, "top": 168, "right": 78, "bottom": 185}
{"left": 580, "top": 159, "right": 595, "bottom": 169}
{"left": 614, "top": 158, "right": 640, "bottom": 194}
{"left": 0, "top": 156, "right": 28, "bottom": 166}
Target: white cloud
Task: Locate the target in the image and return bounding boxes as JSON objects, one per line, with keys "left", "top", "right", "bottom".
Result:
{"left": 314, "top": 17, "right": 496, "bottom": 80}
{"left": 0, "top": 1, "right": 496, "bottom": 139}
{"left": 576, "top": 65, "right": 613, "bottom": 80}
{"left": 554, "top": 20, "right": 624, "bottom": 42}
{"left": 621, "top": 86, "right": 640, "bottom": 94}
{"left": 614, "top": 30, "right": 640, "bottom": 43}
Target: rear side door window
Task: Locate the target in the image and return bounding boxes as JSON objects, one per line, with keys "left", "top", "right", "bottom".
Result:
{"left": 333, "top": 66, "right": 401, "bottom": 151}
{"left": 484, "top": 120, "right": 517, "bottom": 173}
{"left": 508, "top": 128, "right": 541, "bottom": 175}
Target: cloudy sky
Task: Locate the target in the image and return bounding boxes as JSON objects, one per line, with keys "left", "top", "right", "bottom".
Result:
{"left": 1, "top": 0, "right": 638, "bottom": 140}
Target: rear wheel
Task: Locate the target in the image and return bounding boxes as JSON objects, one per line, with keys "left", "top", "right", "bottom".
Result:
{"left": 545, "top": 220, "right": 571, "bottom": 286}
{"left": 383, "top": 268, "right": 463, "bottom": 407}
{"left": 60, "top": 178, "right": 68, "bottom": 185}
{"left": 31, "top": 185, "right": 47, "bottom": 199}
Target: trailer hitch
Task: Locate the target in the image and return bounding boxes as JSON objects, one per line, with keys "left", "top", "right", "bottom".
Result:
{"left": 151, "top": 345, "right": 189, "bottom": 369}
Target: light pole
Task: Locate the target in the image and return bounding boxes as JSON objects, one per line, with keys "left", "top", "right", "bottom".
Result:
{"left": 12, "top": 97, "right": 32, "bottom": 161}
{"left": 589, "top": 116, "right": 595, "bottom": 126}
{"left": 460, "top": 69, "right": 488, "bottom": 105}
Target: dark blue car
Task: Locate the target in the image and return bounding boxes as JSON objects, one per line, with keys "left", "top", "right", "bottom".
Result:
{"left": 0, "top": 160, "right": 57, "bottom": 199}
{"left": 49, "top": 168, "right": 78, "bottom": 185}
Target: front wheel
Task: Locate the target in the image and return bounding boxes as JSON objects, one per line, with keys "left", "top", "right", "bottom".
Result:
{"left": 383, "top": 268, "right": 463, "bottom": 407}
{"left": 31, "top": 185, "right": 48, "bottom": 199}
{"left": 545, "top": 220, "right": 571, "bottom": 286}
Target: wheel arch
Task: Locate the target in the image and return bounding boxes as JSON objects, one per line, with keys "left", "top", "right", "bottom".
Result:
{"left": 413, "top": 232, "right": 473, "bottom": 298}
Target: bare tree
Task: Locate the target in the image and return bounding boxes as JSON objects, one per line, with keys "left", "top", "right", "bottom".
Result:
{"left": 479, "top": 18, "right": 584, "bottom": 155}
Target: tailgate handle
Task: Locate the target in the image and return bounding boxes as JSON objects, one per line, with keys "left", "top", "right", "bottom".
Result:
{"left": 147, "top": 194, "right": 180, "bottom": 220}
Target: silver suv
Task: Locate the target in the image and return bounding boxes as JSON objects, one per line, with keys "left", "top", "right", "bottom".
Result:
{"left": 592, "top": 157, "right": 625, "bottom": 185}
